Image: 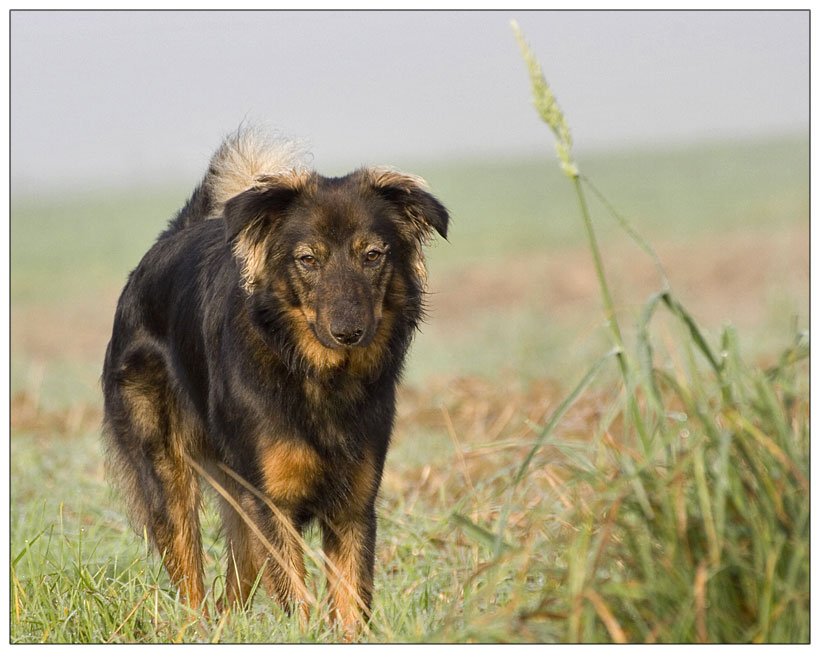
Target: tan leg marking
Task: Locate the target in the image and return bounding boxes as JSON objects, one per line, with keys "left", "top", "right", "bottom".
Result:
{"left": 121, "top": 382, "right": 205, "bottom": 609}
{"left": 323, "top": 451, "right": 379, "bottom": 639}
{"left": 151, "top": 438, "right": 205, "bottom": 609}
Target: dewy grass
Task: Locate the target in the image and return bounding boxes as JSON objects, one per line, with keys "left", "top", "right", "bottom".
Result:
{"left": 492, "top": 21, "right": 811, "bottom": 643}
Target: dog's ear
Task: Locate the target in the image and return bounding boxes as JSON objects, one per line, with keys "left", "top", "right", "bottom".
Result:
{"left": 223, "top": 171, "right": 313, "bottom": 243}
{"left": 367, "top": 168, "right": 449, "bottom": 241}
{"left": 223, "top": 171, "right": 314, "bottom": 293}
{"left": 367, "top": 168, "right": 449, "bottom": 291}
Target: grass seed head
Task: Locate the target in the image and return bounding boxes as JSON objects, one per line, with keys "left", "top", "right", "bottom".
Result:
{"left": 511, "top": 20, "right": 578, "bottom": 179}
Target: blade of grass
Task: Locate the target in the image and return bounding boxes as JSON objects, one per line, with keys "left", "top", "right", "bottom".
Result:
{"left": 692, "top": 448, "right": 720, "bottom": 567}
{"left": 583, "top": 589, "right": 628, "bottom": 643}
{"left": 636, "top": 291, "right": 667, "bottom": 414}
{"left": 660, "top": 293, "right": 724, "bottom": 382}
{"left": 451, "top": 513, "right": 513, "bottom": 553}
{"left": 724, "top": 409, "right": 808, "bottom": 492}
{"left": 581, "top": 176, "right": 670, "bottom": 289}
{"left": 12, "top": 528, "right": 46, "bottom": 566}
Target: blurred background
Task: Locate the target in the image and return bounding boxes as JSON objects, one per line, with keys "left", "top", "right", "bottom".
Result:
{"left": 11, "top": 10, "right": 808, "bottom": 191}
{"left": 10, "top": 9, "right": 809, "bottom": 398}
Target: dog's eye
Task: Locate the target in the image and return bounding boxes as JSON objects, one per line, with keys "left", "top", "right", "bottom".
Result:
{"left": 298, "top": 254, "right": 317, "bottom": 267}
{"left": 365, "top": 250, "right": 383, "bottom": 263}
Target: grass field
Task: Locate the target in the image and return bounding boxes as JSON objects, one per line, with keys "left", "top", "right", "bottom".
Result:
{"left": 10, "top": 134, "right": 809, "bottom": 642}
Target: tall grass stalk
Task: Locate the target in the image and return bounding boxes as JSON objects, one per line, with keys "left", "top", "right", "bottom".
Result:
{"left": 512, "top": 21, "right": 625, "bottom": 364}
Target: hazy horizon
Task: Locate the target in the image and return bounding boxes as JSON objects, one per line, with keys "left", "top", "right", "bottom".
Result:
{"left": 11, "top": 10, "right": 809, "bottom": 196}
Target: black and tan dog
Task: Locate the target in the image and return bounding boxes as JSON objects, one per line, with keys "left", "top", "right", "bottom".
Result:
{"left": 101, "top": 128, "right": 448, "bottom": 636}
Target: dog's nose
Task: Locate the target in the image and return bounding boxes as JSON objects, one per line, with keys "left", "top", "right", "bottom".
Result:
{"left": 331, "top": 325, "right": 364, "bottom": 346}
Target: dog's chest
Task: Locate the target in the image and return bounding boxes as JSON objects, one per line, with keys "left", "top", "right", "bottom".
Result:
{"left": 301, "top": 372, "right": 366, "bottom": 410}
{"left": 257, "top": 436, "right": 375, "bottom": 514}
{"left": 258, "top": 439, "right": 323, "bottom": 504}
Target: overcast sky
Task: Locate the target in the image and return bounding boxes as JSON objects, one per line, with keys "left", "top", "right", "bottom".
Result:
{"left": 10, "top": 10, "right": 809, "bottom": 194}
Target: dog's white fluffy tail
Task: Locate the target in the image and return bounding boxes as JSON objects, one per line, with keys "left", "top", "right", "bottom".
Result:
{"left": 169, "top": 126, "right": 311, "bottom": 232}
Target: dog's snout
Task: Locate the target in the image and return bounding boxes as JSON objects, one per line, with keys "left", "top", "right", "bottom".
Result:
{"left": 314, "top": 268, "right": 377, "bottom": 349}
{"left": 330, "top": 322, "right": 364, "bottom": 346}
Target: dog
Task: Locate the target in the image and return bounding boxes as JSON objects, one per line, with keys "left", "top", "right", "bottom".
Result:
{"left": 101, "top": 128, "right": 449, "bottom": 637}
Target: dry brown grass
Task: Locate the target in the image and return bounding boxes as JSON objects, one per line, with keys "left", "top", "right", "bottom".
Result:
{"left": 11, "top": 389, "right": 101, "bottom": 438}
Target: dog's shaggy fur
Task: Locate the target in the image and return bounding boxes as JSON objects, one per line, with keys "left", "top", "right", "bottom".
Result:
{"left": 101, "top": 128, "right": 449, "bottom": 636}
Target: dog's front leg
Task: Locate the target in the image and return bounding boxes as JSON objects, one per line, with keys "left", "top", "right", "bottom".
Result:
{"left": 321, "top": 505, "right": 376, "bottom": 641}
{"left": 252, "top": 501, "right": 311, "bottom": 626}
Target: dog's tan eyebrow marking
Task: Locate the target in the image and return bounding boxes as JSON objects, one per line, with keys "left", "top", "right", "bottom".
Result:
{"left": 293, "top": 242, "right": 329, "bottom": 258}
{"left": 293, "top": 244, "right": 316, "bottom": 257}
{"left": 352, "top": 236, "right": 389, "bottom": 252}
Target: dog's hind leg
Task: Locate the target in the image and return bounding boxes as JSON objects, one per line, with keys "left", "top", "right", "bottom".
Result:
{"left": 147, "top": 436, "right": 205, "bottom": 609}
{"left": 216, "top": 483, "right": 264, "bottom": 611}
{"left": 103, "top": 346, "right": 206, "bottom": 609}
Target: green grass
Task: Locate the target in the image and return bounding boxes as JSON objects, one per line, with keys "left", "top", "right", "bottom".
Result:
{"left": 11, "top": 317, "right": 809, "bottom": 643}
{"left": 10, "top": 187, "right": 183, "bottom": 305}
{"left": 9, "top": 426, "right": 503, "bottom": 642}
{"left": 417, "top": 134, "right": 808, "bottom": 273}
{"left": 9, "top": 31, "right": 809, "bottom": 642}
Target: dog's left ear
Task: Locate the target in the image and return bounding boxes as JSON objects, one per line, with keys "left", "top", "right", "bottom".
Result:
{"left": 223, "top": 171, "right": 313, "bottom": 243}
{"left": 367, "top": 168, "right": 449, "bottom": 241}
{"left": 223, "top": 170, "right": 315, "bottom": 293}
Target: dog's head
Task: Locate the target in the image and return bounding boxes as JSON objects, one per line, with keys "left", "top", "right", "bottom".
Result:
{"left": 223, "top": 168, "right": 448, "bottom": 371}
